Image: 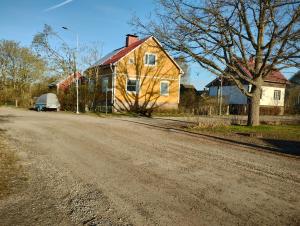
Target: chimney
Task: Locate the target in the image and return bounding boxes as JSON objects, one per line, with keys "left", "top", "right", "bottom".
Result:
{"left": 125, "top": 34, "right": 139, "bottom": 47}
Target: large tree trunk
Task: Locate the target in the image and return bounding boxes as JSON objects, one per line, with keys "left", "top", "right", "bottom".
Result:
{"left": 247, "top": 85, "right": 261, "bottom": 126}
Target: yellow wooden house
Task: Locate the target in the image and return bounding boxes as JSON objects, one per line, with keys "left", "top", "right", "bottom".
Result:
{"left": 85, "top": 34, "right": 183, "bottom": 112}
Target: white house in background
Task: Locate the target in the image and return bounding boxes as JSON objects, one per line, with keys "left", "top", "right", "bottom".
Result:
{"left": 206, "top": 60, "right": 288, "bottom": 115}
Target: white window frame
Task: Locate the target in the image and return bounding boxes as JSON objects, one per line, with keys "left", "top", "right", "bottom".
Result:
{"left": 102, "top": 77, "right": 109, "bottom": 93}
{"left": 274, "top": 90, "right": 281, "bottom": 100}
{"left": 160, "top": 81, "right": 170, "bottom": 96}
{"left": 144, "top": 53, "right": 157, "bottom": 66}
{"left": 126, "top": 78, "right": 139, "bottom": 93}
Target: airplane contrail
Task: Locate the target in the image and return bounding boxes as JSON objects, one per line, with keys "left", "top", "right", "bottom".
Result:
{"left": 44, "top": 0, "right": 74, "bottom": 12}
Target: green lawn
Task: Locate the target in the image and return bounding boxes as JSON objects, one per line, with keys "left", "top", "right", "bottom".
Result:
{"left": 192, "top": 125, "right": 300, "bottom": 141}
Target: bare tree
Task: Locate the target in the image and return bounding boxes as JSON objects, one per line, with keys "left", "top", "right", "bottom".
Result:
{"left": 82, "top": 42, "right": 103, "bottom": 110}
{"left": 32, "top": 24, "right": 81, "bottom": 112}
{"left": 33, "top": 25, "right": 106, "bottom": 112}
{"left": 133, "top": 0, "right": 300, "bottom": 125}
{"left": 0, "top": 40, "right": 46, "bottom": 107}
{"left": 32, "top": 24, "right": 76, "bottom": 78}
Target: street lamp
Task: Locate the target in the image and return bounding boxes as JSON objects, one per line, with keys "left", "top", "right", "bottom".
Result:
{"left": 62, "top": 26, "right": 79, "bottom": 114}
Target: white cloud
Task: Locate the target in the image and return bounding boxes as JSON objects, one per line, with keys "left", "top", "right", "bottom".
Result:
{"left": 44, "top": 0, "right": 74, "bottom": 12}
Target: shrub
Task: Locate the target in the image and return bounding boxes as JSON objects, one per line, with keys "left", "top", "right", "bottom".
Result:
{"left": 193, "top": 117, "right": 231, "bottom": 128}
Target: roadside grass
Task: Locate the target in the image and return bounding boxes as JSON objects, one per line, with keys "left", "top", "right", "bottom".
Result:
{"left": 152, "top": 112, "right": 191, "bottom": 117}
{"left": 190, "top": 125, "right": 300, "bottom": 141}
{"left": 87, "top": 111, "right": 141, "bottom": 118}
{"left": 0, "top": 132, "right": 25, "bottom": 199}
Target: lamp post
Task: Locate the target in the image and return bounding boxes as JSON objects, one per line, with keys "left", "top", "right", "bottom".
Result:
{"left": 62, "top": 26, "right": 79, "bottom": 114}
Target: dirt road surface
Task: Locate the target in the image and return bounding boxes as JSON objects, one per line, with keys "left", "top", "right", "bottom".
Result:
{"left": 0, "top": 107, "right": 299, "bottom": 226}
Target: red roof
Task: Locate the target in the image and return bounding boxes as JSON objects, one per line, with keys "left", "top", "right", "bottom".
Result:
{"left": 206, "top": 60, "right": 287, "bottom": 87}
{"left": 87, "top": 35, "right": 182, "bottom": 73}
{"left": 238, "top": 60, "right": 287, "bottom": 84}
{"left": 101, "top": 38, "right": 149, "bottom": 66}
{"left": 264, "top": 70, "right": 287, "bottom": 83}
{"left": 58, "top": 72, "right": 82, "bottom": 91}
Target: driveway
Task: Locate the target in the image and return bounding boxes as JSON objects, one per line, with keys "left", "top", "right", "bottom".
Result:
{"left": 0, "top": 107, "right": 299, "bottom": 225}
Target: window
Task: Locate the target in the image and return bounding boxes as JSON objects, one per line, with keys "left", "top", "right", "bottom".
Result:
{"left": 160, "top": 81, "right": 169, "bottom": 96}
{"left": 102, "top": 77, "right": 109, "bottom": 93}
{"left": 144, "top": 53, "right": 156, "bottom": 66}
{"left": 274, "top": 90, "right": 281, "bottom": 100}
{"left": 127, "top": 79, "right": 139, "bottom": 92}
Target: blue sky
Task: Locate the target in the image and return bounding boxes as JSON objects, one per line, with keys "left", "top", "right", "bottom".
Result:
{"left": 0, "top": 0, "right": 296, "bottom": 89}
{"left": 0, "top": 0, "right": 212, "bottom": 89}
{"left": 0, "top": 0, "right": 154, "bottom": 51}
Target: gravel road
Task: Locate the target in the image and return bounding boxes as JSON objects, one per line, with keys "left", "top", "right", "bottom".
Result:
{"left": 0, "top": 107, "right": 299, "bottom": 226}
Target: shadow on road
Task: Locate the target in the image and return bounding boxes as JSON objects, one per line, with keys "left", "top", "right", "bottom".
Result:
{"left": 118, "top": 118, "right": 300, "bottom": 157}
{"left": 262, "top": 139, "right": 300, "bottom": 156}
